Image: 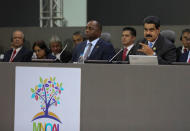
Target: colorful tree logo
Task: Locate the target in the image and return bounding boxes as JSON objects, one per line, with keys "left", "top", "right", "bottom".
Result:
{"left": 31, "top": 77, "right": 64, "bottom": 123}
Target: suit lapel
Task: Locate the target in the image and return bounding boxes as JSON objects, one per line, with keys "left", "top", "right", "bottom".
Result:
{"left": 13, "top": 47, "right": 24, "bottom": 62}
{"left": 179, "top": 46, "right": 182, "bottom": 53}
{"left": 118, "top": 50, "right": 123, "bottom": 61}
{"left": 80, "top": 42, "right": 87, "bottom": 56}
{"left": 125, "top": 45, "right": 135, "bottom": 61}
{"left": 152, "top": 35, "right": 162, "bottom": 53}
{"left": 89, "top": 39, "right": 102, "bottom": 58}
{"left": 127, "top": 47, "right": 133, "bottom": 56}
{"left": 184, "top": 51, "right": 189, "bottom": 61}
{"left": 180, "top": 51, "right": 189, "bottom": 62}
{"left": 117, "top": 45, "right": 134, "bottom": 61}
{"left": 8, "top": 49, "right": 13, "bottom": 61}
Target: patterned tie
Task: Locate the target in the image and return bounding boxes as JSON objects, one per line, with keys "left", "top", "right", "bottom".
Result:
{"left": 148, "top": 42, "right": 153, "bottom": 48}
{"left": 83, "top": 43, "right": 92, "bottom": 60}
{"left": 122, "top": 48, "right": 128, "bottom": 61}
{"left": 9, "top": 49, "right": 16, "bottom": 62}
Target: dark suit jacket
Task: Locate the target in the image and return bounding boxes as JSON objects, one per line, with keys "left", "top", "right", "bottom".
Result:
{"left": 3, "top": 47, "right": 33, "bottom": 62}
{"left": 176, "top": 46, "right": 183, "bottom": 62}
{"left": 114, "top": 43, "right": 144, "bottom": 61}
{"left": 55, "top": 50, "right": 72, "bottom": 63}
{"left": 46, "top": 53, "right": 56, "bottom": 59}
{"left": 178, "top": 51, "right": 189, "bottom": 62}
{"left": 72, "top": 38, "right": 115, "bottom": 62}
{"left": 142, "top": 35, "right": 176, "bottom": 64}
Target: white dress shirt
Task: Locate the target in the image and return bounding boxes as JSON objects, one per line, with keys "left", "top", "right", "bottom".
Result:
{"left": 10, "top": 46, "right": 22, "bottom": 60}
{"left": 123, "top": 44, "right": 134, "bottom": 56}
{"left": 83, "top": 38, "right": 100, "bottom": 57}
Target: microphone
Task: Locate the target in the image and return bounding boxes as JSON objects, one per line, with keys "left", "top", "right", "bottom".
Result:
{"left": 55, "top": 44, "right": 68, "bottom": 62}
{"left": 109, "top": 48, "right": 123, "bottom": 63}
{"left": 60, "top": 44, "right": 67, "bottom": 54}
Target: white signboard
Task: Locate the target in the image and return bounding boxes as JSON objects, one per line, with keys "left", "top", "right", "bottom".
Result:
{"left": 14, "top": 67, "right": 81, "bottom": 131}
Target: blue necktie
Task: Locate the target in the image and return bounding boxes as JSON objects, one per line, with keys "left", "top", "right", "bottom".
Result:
{"left": 148, "top": 42, "right": 153, "bottom": 48}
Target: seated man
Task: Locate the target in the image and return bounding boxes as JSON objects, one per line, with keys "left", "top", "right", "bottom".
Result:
{"left": 72, "top": 31, "right": 84, "bottom": 47}
{"left": 176, "top": 29, "right": 190, "bottom": 62}
{"left": 114, "top": 27, "right": 143, "bottom": 61}
{"left": 3, "top": 30, "right": 33, "bottom": 62}
{"left": 72, "top": 20, "right": 115, "bottom": 62}
{"left": 49, "top": 36, "right": 72, "bottom": 63}
{"left": 138, "top": 16, "right": 176, "bottom": 64}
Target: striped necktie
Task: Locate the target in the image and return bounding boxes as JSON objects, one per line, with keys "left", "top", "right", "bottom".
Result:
{"left": 9, "top": 49, "right": 17, "bottom": 62}
{"left": 83, "top": 43, "right": 92, "bottom": 60}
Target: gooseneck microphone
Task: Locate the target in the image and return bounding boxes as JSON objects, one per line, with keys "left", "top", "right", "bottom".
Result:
{"left": 109, "top": 48, "right": 123, "bottom": 63}
{"left": 55, "top": 44, "right": 68, "bottom": 62}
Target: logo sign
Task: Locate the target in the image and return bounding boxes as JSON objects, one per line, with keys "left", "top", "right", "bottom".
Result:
{"left": 14, "top": 67, "right": 81, "bottom": 131}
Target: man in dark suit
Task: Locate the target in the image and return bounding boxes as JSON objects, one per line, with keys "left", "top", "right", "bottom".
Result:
{"left": 176, "top": 29, "right": 190, "bottom": 62}
{"left": 138, "top": 16, "right": 176, "bottom": 64}
{"left": 178, "top": 51, "right": 190, "bottom": 63}
{"left": 3, "top": 30, "right": 32, "bottom": 62}
{"left": 114, "top": 27, "right": 143, "bottom": 61}
{"left": 49, "top": 35, "right": 72, "bottom": 63}
{"left": 72, "top": 20, "right": 115, "bottom": 62}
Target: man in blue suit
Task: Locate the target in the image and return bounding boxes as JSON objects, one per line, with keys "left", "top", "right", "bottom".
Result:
{"left": 72, "top": 20, "right": 115, "bottom": 62}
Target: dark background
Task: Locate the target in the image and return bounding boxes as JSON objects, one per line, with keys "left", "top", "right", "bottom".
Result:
{"left": 0, "top": 0, "right": 39, "bottom": 27}
{"left": 88, "top": 0, "right": 190, "bottom": 25}
{"left": 0, "top": 0, "right": 189, "bottom": 26}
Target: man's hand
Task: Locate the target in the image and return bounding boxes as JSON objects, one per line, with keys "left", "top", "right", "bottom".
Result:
{"left": 138, "top": 43, "right": 154, "bottom": 55}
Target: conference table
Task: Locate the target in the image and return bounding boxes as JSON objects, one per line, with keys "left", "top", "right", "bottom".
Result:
{"left": 0, "top": 62, "right": 190, "bottom": 131}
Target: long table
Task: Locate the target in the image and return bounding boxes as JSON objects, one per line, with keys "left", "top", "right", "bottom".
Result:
{"left": 1, "top": 63, "right": 190, "bottom": 131}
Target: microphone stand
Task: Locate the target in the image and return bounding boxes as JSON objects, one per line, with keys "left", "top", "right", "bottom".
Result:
{"left": 109, "top": 48, "right": 123, "bottom": 63}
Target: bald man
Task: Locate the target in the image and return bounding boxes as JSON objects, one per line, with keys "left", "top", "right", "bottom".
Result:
{"left": 3, "top": 30, "right": 32, "bottom": 62}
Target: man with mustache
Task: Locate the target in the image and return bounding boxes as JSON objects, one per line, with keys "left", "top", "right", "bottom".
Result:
{"left": 138, "top": 16, "right": 176, "bottom": 64}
